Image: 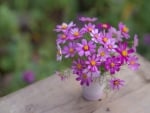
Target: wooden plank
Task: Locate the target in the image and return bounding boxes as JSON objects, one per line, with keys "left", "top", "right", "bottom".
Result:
{"left": 0, "top": 55, "right": 150, "bottom": 113}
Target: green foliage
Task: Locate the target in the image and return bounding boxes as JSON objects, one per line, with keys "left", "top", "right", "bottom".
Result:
{"left": 0, "top": 5, "right": 18, "bottom": 37}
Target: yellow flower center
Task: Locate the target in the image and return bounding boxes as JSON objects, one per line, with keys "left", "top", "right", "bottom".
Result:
{"left": 108, "top": 45, "right": 112, "bottom": 49}
{"left": 77, "top": 64, "right": 82, "bottom": 69}
{"left": 102, "top": 24, "right": 107, "bottom": 28}
{"left": 102, "top": 37, "right": 108, "bottom": 43}
{"left": 61, "top": 34, "right": 66, "bottom": 39}
{"left": 83, "top": 45, "right": 89, "bottom": 51}
{"left": 110, "top": 62, "right": 115, "bottom": 67}
{"left": 130, "top": 60, "right": 135, "bottom": 65}
{"left": 69, "top": 48, "right": 74, "bottom": 53}
{"left": 88, "top": 27, "right": 93, "bottom": 32}
{"left": 73, "top": 31, "right": 79, "bottom": 37}
{"left": 122, "top": 50, "right": 128, "bottom": 57}
{"left": 122, "top": 26, "right": 129, "bottom": 33}
{"left": 100, "top": 51, "right": 105, "bottom": 56}
{"left": 90, "top": 60, "right": 96, "bottom": 66}
{"left": 114, "top": 80, "right": 119, "bottom": 85}
{"left": 82, "top": 74, "right": 87, "bottom": 79}
{"left": 61, "top": 23, "right": 67, "bottom": 29}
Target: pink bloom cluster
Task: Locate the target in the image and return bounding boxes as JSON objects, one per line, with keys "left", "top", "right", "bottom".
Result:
{"left": 55, "top": 17, "right": 140, "bottom": 90}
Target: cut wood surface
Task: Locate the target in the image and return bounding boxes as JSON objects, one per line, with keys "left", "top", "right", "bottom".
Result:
{"left": 0, "top": 54, "right": 150, "bottom": 113}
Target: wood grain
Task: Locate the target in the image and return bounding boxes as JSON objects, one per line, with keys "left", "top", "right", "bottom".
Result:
{"left": 0, "top": 55, "right": 150, "bottom": 113}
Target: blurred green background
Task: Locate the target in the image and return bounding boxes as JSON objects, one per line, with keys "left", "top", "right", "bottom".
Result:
{"left": 0, "top": 0, "right": 150, "bottom": 96}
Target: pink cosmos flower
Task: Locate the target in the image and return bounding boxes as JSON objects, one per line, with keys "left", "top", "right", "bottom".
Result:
{"left": 76, "top": 39, "right": 96, "bottom": 56}
{"left": 109, "top": 78, "right": 125, "bottom": 90}
{"left": 56, "top": 44, "right": 62, "bottom": 61}
{"left": 132, "top": 34, "right": 139, "bottom": 52}
{"left": 104, "top": 38, "right": 117, "bottom": 52}
{"left": 76, "top": 72, "right": 92, "bottom": 86}
{"left": 115, "top": 42, "right": 134, "bottom": 63}
{"left": 55, "top": 21, "right": 75, "bottom": 32}
{"left": 127, "top": 56, "right": 140, "bottom": 71}
{"left": 83, "top": 23, "right": 96, "bottom": 33}
{"left": 97, "top": 46, "right": 110, "bottom": 61}
{"left": 79, "top": 16, "right": 97, "bottom": 22}
{"left": 85, "top": 55, "right": 101, "bottom": 72}
{"left": 109, "top": 27, "right": 122, "bottom": 41}
{"left": 90, "top": 29, "right": 101, "bottom": 43}
{"left": 97, "top": 23, "right": 111, "bottom": 30}
{"left": 55, "top": 17, "right": 140, "bottom": 88}
{"left": 62, "top": 42, "right": 76, "bottom": 58}
{"left": 105, "top": 56, "right": 121, "bottom": 74}
{"left": 119, "top": 22, "right": 130, "bottom": 39}
{"left": 56, "top": 33, "right": 69, "bottom": 44}
{"left": 70, "top": 28, "right": 83, "bottom": 40}
{"left": 72, "top": 59, "right": 85, "bottom": 75}
{"left": 98, "top": 32, "right": 112, "bottom": 45}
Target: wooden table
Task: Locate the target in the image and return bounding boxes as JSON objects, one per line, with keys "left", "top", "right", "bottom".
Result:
{"left": 0, "top": 55, "right": 150, "bottom": 113}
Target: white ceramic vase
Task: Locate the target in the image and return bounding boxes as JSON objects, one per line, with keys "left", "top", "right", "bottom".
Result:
{"left": 82, "top": 81, "right": 105, "bottom": 101}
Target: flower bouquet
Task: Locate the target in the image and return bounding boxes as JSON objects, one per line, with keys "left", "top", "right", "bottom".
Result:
{"left": 54, "top": 17, "right": 140, "bottom": 100}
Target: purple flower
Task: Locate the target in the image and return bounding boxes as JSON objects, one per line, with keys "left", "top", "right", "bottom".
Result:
{"left": 85, "top": 55, "right": 101, "bottom": 72}
{"left": 76, "top": 72, "right": 92, "bottom": 86}
{"left": 83, "top": 23, "right": 95, "bottom": 33}
{"left": 56, "top": 44, "right": 62, "bottom": 61}
{"left": 143, "top": 34, "right": 150, "bottom": 45}
{"left": 119, "top": 22, "right": 130, "bottom": 39}
{"left": 97, "top": 23, "right": 111, "bottom": 30}
{"left": 104, "top": 38, "right": 117, "bottom": 52}
{"left": 105, "top": 56, "right": 121, "bottom": 74}
{"left": 23, "top": 70, "right": 35, "bottom": 84}
{"left": 115, "top": 42, "right": 134, "bottom": 63}
{"left": 109, "top": 27, "right": 122, "bottom": 41}
{"left": 56, "top": 33, "right": 68, "bottom": 44}
{"left": 55, "top": 21, "right": 75, "bottom": 32}
{"left": 70, "top": 28, "right": 83, "bottom": 40}
{"left": 54, "top": 18, "right": 140, "bottom": 87}
{"left": 132, "top": 34, "right": 139, "bottom": 52}
{"left": 97, "top": 46, "right": 110, "bottom": 61}
{"left": 79, "top": 16, "right": 97, "bottom": 22}
{"left": 90, "top": 29, "right": 101, "bottom": 43}
{"left": 76, "top": 39, "right": 96, "bottom": 56}
{"left": 109, "top": 78, "right": 125, "bottom": 90}
{"left": 72, "top": 59, "right": 85, "bottom": 75}
{"left": 62, "top": 42, "right": 76, "bottom": 58}
{"left": 98, "top": 32, "right": 112, "bottom": 45}
{"left": 127, "top": 56, "right": 140, "bottom": 71}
